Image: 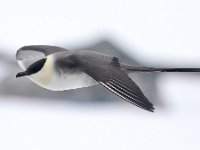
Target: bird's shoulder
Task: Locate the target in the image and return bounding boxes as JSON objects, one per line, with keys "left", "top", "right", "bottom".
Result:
{"left": 54, "top": 50, "right": 120, "bottom": 75}
{"left": 68, "top": 50, "right": 120, "bottom": 67}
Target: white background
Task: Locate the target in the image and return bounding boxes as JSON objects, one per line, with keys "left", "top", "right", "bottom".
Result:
{"left": 0, "top": 0, "right": 200, "bottom": 150}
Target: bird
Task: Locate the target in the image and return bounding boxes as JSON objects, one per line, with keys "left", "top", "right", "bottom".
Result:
{"left": 16, "top": 45, "right": 200, "bottom": 112}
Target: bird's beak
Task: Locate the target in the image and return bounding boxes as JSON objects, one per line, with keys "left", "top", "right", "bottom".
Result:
{"left": 16, "top": 71, "right": 27, "bottom": 78}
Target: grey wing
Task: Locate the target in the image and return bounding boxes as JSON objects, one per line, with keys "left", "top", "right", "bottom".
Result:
{"left": 16, "top": 45, "right": 68, "bottom": 70}
{"left": 77, "top": 55, "right": 154, "bottom": 112}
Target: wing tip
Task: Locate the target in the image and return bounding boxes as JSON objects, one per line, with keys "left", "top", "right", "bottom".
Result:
{"left": 146, "top": 105, "right": 155, "bottom": 112}
{"left": 140, "top": 100, "right": 155, "bottom": 112}
{"left": 16, "top": 47, "right": 22, "bottom": 60}
{"left": 132, "top": 101, "right": 155, "bottom": 112}
{"left": 16, "top": 46, "right": 32, "bottom": 59}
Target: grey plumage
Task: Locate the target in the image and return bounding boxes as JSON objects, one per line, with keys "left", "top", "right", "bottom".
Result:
{"left": 16, "top": 45, "right": 200, "bottom": 112}
{"left": 55, "top": 50, "right": 154, "bottom": 111}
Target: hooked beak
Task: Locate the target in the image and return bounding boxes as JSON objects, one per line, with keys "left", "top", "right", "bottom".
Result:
{"left": 16, "top": 71, "right": 27, "bottom": 78}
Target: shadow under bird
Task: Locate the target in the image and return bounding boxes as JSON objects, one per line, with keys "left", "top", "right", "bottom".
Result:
{"left": 16, "top": 45, "right": 200, "bottom": 112}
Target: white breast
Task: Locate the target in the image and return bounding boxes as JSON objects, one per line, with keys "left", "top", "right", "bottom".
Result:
{"left": 27, "top": 55, "right": 98, "bottom": 91}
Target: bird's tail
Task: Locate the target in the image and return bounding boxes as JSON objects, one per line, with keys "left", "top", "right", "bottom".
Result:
{"left": 121, "top": 64, "right": 200, "bottom": 72}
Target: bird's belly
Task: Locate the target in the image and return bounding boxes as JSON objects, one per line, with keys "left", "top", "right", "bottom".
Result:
{"left": 29, "top": 71, "right": 98, "bottom": 91}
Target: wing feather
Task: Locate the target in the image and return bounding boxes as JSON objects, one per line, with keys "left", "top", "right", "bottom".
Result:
{"left": 101, "top": 80, "right": 154, "bottom": 112}
{"left": 16, "top": 45, "right": 68, "bottom": 70}
{"left": 72, "top": 51, "right": 154, "bottom": 112}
